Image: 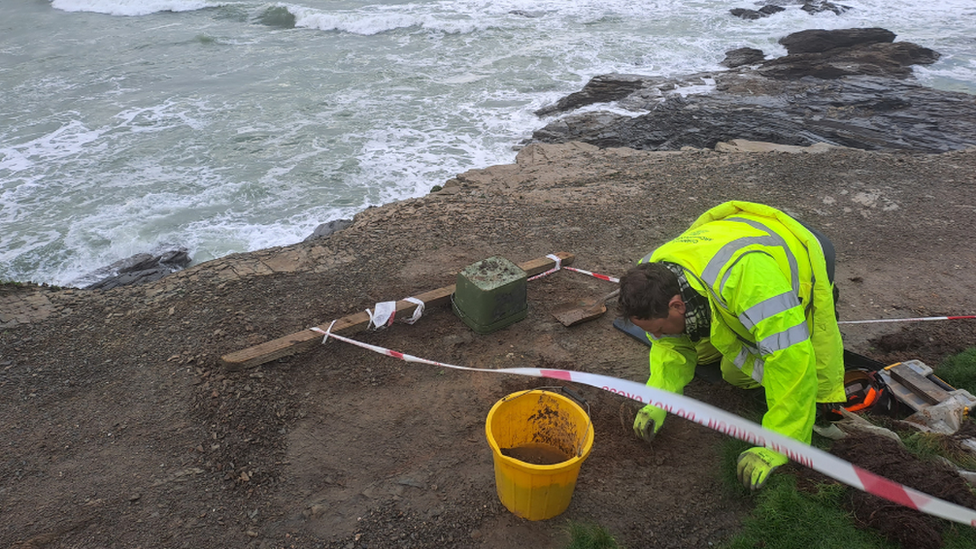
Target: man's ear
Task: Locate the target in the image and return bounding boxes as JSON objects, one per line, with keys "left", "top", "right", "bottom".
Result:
{"left": 668, "top": 294, "right": 685, "bottom": 315}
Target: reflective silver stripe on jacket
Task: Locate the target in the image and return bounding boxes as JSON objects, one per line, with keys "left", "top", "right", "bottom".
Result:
{"left": 751, "top": 357, "right": 764, "bottom": 383}
{"left": 733, "top": 345, "right": 766, "bottom": 383}
{"left": 758, "top": 321, "right": 810, "bottom": 356}
{"left": 739, "top": 291, "right": 801, "bottom": 331}
{"left": 733, "top": 346, "right": 752, "bottom": 368}
{"left": 702, "top": 217, "right": 799, "bottom": 297}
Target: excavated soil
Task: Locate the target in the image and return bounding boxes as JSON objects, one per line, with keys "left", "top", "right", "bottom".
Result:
{"left": 3, "top": 142, "right": 976, "bottom": 548}
{"left": 832, "top": 435, "right": 976, "bottom": 549}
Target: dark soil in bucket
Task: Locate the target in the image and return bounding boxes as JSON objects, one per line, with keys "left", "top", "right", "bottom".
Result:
{"left": 501, "top": 444, "right": 572, "bottom": 465}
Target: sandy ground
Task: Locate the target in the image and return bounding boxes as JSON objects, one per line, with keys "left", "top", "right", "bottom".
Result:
{"left": 3, "top": 141, "right": 976, "bottom": 548}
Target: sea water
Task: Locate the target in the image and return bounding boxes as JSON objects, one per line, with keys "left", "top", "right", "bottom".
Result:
{"left": 2, "top": 0, "right": 974, "bottom": 286}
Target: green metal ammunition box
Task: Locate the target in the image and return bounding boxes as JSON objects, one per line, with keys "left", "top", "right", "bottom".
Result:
{"left": 452, "top": 256, "right": 528, "bottom": 334}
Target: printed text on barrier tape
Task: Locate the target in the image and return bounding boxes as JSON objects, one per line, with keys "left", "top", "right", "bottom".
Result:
{"left": 310, "top": 326, "right": 976, "bottom": 527}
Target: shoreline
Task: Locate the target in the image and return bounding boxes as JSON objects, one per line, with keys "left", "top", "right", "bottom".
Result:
{"left": 5, "top": 135, "right": 973, "bottom": 295}
{"left": 10, "top": 26, "right": 976, "bottom": 289}
{"left": 0, "top": 139, "right": 876, "bottom": 291}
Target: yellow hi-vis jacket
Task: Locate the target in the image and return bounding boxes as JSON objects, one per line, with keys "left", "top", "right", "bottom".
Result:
{"left": 639, "top": 201, "right": 846, "bottom": 445}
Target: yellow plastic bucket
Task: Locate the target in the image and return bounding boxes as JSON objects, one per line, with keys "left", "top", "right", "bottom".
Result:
{"left": 485, "top": 389, "right": 594, "bottom": 521}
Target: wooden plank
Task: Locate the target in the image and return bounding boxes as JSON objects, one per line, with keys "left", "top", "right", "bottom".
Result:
{"left": 888, "top": 362, "right": 952, "bottom": 405}
{"left": 878, "top": 375, "right": 929, "bottom": 412}
{"left": 220, "top": 252, "right": 575, "bottom": 370}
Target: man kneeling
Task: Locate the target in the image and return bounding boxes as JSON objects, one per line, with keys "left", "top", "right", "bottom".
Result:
{"left": 618, "top": 201, "right": 845, "bottom": 490}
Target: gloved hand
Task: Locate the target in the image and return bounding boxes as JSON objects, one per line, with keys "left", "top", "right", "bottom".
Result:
{"left": 632, "top": 404, "right": 667, "bottom": 443}
{"left": 736, "top": 447, "right": 788, "bottom": 490}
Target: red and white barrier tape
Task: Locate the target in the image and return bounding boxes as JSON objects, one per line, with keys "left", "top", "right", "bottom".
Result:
{"left": 527, "top": 254, "right": 564, "bottom": 281}
{"left": 310, "top": 325, "right": 976, "bottom": 527}
{"left": 839, "top": 315, "right": 976, "bottom": 325}
{"left": 564, "top": 266, "right": 619, "bottom": 284}
{"left": 364, "top": 297, "right": 427, "bottom": 330}
{"left": 365, "top": 301, "right": 397, "bottom": 330}
{"left": 528, "top": 254, "right": 620, "bottom": 284}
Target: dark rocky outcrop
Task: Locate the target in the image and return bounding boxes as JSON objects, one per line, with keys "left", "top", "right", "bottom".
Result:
{"left": 779, "top": 28, "right": 895, "bottom": 54}
{"left": 731, "top": 1, "right": 849, "bottom": 20}
{"left": 535, "top": 77, "right": 645, "bottom": 117}
{"left": 721, "top": 47, "right": 765, "bottom": 68}
{"left": 730, "top": 5, "right": 784, "bottom": 19}
{"left": 304, "top": 218, "right": 353, "bottom": 241}
{"left": 83, "top": 249, "right": 191, "bottom": 291}
{"left": 530, "top": 28, "right": 973, "bottom": 154}
{"left": 801, "top": 1, "right": 850, "bottom": 15}
{"left": 759, "top": 39, "right": 940, "bottom": 80}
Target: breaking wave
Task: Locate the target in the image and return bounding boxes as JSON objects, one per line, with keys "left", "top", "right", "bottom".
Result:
{"left": 51, "top": 0, "right": 227, "bottom": 17}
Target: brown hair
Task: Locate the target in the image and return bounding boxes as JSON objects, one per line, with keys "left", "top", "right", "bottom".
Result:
{"left": 617, "top": 263, "right": 680, "bottom": 320}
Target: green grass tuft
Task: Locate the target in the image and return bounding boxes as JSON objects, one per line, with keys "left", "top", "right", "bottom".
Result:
{"left": 900, "top": 429, "right": 976, "bottom": 471}
{"left": 719, "top": 475, "right": 894, "bottom": 549}
{"left": 937, "top": 347, "right": 976, "bottom": 395}
{"left": 943, "top": 520, "right": 976, "bottom": 549}
{"left": 718, "top": 438, "right": 754, "bottom": 498}
{"left": 564, "top": 521, "right": 622, "bottom": 549}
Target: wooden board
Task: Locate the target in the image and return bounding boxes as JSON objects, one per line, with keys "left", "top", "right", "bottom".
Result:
{"left": 887, "top": 362, "right": 952, "bottom": 406}
{"left": 220, "top": 252, "right": 575, "bottom": 370}
{"left": 878, "top": 375, "right": 930, "bottom": 412}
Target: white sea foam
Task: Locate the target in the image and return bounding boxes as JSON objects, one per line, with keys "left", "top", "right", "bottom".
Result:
{"left": 0, "top": 119, "right": 107, "bottom": 174}
{"left": 51, "top": 0, "right": 225, "bottom": 16}
{"left": 4, "top": 0, "right": 975, "bottom": 285}
{"left": 288, "top": 6, "right": 421, "bottom": 35}
{"left": 283, "top": 2, "right": 493, "bottom": 36}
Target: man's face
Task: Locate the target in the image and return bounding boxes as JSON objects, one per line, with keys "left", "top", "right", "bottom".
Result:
{"left": 630, "top": 295, "right": 686, "bottom": 339}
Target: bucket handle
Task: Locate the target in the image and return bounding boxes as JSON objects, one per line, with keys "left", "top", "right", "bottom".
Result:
{"left": 501, "top": 386, "right": 592, "bottom": 458}
{"left": 559, "top": 386, "right": 587, "bottom": 410}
